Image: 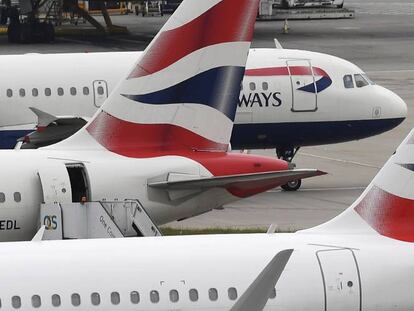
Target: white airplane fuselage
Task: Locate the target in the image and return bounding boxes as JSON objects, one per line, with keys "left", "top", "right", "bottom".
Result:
{"left": 0, "top": 49, "right": 406, "bottom": 149}
{"left": 0, "top": 232, "right": 411, "bottom": 310}
{"left": 0, "top": 147, "right": 289, "bottom": 241}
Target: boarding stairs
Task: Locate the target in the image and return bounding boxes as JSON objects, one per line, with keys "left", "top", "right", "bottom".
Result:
{"left": 39, "top": 199, "right": 162, "bottom": 240}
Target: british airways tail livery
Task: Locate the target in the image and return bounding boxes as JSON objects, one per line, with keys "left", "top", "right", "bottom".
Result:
{"left": 304, "top": 128, "right": 414, "bottom": 241}
{"left": 0, "top": 0, "right": 324, "bottom": 242}
{"left": 1, "top": 133, "right": 414, "bottom": 310}
{"left": 82, "top": 0, "right": 255, "bottom": 156}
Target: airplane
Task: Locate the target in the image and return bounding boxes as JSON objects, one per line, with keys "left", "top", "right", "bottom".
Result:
{"left": 1, "top": 48, "right": 406, "bottom": 190}
{"left": 0, "top": 0, "right": 325, "bottom": 242}
{"left": 0, "top": 82, "right": 413, "bottom": 311}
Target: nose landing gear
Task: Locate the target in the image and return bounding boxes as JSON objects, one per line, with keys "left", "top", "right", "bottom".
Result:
{"left": 277, "top": 146, "right": 302, "bottom": 191}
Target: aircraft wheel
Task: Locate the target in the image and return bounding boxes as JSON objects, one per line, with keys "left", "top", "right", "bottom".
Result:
{"left": 281, "top": 179, "right": 301, "bottom": 191}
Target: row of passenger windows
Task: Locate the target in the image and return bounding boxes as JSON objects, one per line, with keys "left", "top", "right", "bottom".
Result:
{"left": 2, "top": 288, "right": 277, "bottom": 308}
{"left": 5, "top": 86, "right": 105, "bottom": 98}
{"left": 343, "top": 74, "right": 374, "bottom": 89}
{"left": 0, "top": 192, "right": 21, "bottom": 203}
{"left": 241, "top": 82, "right": 269, "bottom": 92}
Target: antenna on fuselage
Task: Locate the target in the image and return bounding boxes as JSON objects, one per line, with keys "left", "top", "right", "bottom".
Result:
{"left": 274, "top": 38, "right": 283, "bottom": 49}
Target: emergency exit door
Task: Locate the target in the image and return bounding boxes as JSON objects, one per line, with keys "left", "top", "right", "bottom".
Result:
{"left": 287, "top": 60, "right": 317, "bottom": 112}
{"left": 317, "top": 249, "right": 361, "bottom": 311}
{"left": 93, "top": 80, "right": 108, "bottom": 108}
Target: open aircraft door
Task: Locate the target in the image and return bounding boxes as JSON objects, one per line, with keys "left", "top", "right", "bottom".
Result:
{"left": 38, "top": 162, "right": 72, "bottom": 204}
{"left": 287, "top": 60, "right": 317, "bottom": 112}
{"left": 316, "top": 249, "right": 361, "bottom": 311}
{"left": 93, "top": 80, "right": 109, "bottom": 108}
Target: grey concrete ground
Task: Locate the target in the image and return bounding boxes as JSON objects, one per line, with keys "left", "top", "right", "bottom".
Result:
{"left": 0, "top": 0, "right": 412, "bottom": 230}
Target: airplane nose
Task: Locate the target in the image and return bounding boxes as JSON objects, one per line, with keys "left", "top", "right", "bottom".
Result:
{"left": 382, "top": 86, "right": 407, "bottom": 120}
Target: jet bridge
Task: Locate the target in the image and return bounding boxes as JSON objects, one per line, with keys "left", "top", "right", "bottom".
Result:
{"left": 39, "top": 199, "right": 162, "bottom": 240}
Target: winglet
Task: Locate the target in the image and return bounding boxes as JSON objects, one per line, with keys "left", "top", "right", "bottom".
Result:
{"left": 29, "top": 107, "right": 58, "bottom": 128}
{"left": 230, "top": 249, "right": 293, "bottom": 311}
{"left": 31, "top": 226, "right": 46, "bottom": 242}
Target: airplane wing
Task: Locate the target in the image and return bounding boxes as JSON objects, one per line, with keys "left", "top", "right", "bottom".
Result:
{"left": 148, "top": 169, "right": 325, "bottom": 197}
{"left": 230, "top": 249, "right": 294, "bottom": 311}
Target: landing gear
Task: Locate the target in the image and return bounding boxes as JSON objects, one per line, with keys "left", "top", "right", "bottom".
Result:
{"left": 281, "top": 179, "right": 302, "bottom": 191}
{"left": 277, "top": 146, "right": 302, "bottom": 191}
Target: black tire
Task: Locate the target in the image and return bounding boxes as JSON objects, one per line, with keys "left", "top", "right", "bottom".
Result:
{"left": 281, "top": 179, "right": 302, "bottom": 191}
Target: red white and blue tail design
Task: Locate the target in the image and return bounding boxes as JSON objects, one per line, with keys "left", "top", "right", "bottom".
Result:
{"left": 73, "top": 0, "right": 259, "bottom": 157}
{"left": 305, "top": 129, "right": 414, "bottom": 242}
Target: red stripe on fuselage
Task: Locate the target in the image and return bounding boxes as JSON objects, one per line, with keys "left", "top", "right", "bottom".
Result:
{"left": 354, "top": 186, "right": 414, "bottom": 242}
{"left": 245, "top": 66, "right": 328, "bottom": 77}
{"left": 128, "top": 0, "right": 258, "bottom": 78}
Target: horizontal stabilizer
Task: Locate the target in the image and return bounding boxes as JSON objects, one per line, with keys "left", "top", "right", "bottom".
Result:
{"left": 230, "top": 249, "right": 293, "bottom": 311}
{"left": 149, "top": 169, "right": 325, "bottom": 193}
{"left": 29, "top": 107, "right": 58, "bottom": 128}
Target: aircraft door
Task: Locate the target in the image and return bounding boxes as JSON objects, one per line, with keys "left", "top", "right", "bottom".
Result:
{"left": 287, "top": 60, "right": 317, "bottom": 112}
{"left": 38, "top": 162, "right": 72, "bottom": 204}
{"left": 317, "top": 249, "right": 361, "bottom": 311}
{"left": 65, "top": 164, "right": 90, "bottom": 203}
{"left": 93, "top": 80, "right": 108, "bottom": 108}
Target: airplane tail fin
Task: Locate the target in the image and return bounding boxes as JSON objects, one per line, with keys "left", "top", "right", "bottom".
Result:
{"left": 57, "top": 0, "right": 259, "bottom": 156}
{"left": 304, "top": 129, "right": 414, "bottom": 242}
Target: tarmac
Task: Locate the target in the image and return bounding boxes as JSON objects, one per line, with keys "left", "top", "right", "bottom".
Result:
{"left": 0, "top": 0, "right": 412, "bottom": 231}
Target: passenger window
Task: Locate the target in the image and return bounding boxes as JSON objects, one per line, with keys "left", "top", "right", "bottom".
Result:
{"left": 57, "top": 87, "right": 64, "bottom": 96}
{"left": 150, "top": 290, "right": 159, "bottom": 303}
{"left": 130, "top": 291, "right": 140, "bottom": 304}
{"left": 70, "top": 87, "right": 77, "bottom": 96}
{"left": 209, "top": 288, "right": 218, "bottom": 301}
{"left": 6, "top": 89, "right": 12, "bottom": 97}
{"left": 13, "top": 192, "right": 21, "bottom": 203}
{"left": 343, "top": 75, "right": 354, "bottom": 89}
{"left": 354, "top": 74, "right": 369, "bottom": 88}
{"left": 169, "top": 290, "right": 179, "bottom": 303}
{"left": 83, "top": 87, "right": 90, "bottom": 95}
{"left": 11, "top": 296, "right": 21, "bottom": 309}
{"left": 71, "top": 293, "right": 81, "bottom": 306}
{"left": 269, "top": 288, "right": 276, "bottom": 299}
{"left": 0, "top": 192, "right": 5, "bottom": 203}
{"left": 97, "top": 86, "right": 104, "bottom": 95}
{"left": 19, "top": 88, "right": 25, "bottom": 97}
{"left": 31, "top": 295, "right": 41, "bottom": 308}
{"left": 249, "top": 82, "right": 256, "bottom": 91}
{"left": 91, "top": 292, "right": 100, "bottom": 305}
{"left": 51, "top": 294, "right": 61, "bottom": 307}
{"left": 45, "top": 88, "right": 51, "bottom": 96}
{"left": 189, "top": 289, "right": 198, "bottom": 302}
{"left": 228, "top": 287, "right": 237, "bottom": 300}
{"left": 32, "top": 88, "right": 38, "bottom": 97}
{"left": 262, "top": 82, "right": 269, "bottom": 91}
{"left": 111, "top": 292, "right": 120, "bottom": 305}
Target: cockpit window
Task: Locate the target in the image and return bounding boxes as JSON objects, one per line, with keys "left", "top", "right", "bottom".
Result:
{"left": 343, "top": 75, "right": 354, "bottom": 89}
{"left": 354, "top": 74, "right": 369, "bottom": 88}
{"left": 362, "top": 74, "right": 375, "bottom": 85}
